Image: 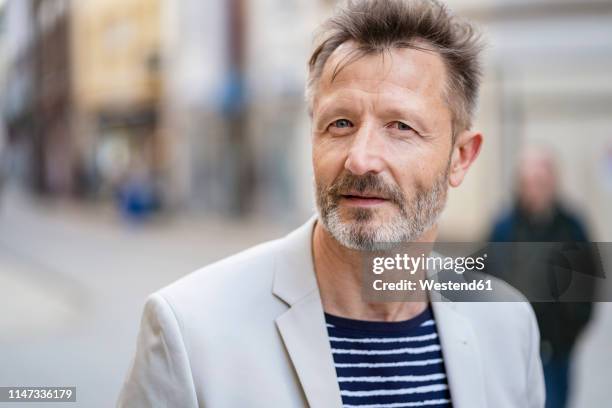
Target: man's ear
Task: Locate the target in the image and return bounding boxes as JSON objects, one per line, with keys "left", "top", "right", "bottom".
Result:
{"left": 448, "top": 130, "right": 483, "bottom": 188}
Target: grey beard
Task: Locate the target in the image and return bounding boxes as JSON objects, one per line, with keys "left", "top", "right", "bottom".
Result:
{"left": 315, "top": 168, "right": 449, "bottom": 251}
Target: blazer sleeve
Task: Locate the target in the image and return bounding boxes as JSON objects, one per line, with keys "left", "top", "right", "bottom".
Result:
{"left": 525, "top": 303, "right": 546, "bottom": 408}
{"left": 117, "top": 293, "right": 199, "bottom": 408}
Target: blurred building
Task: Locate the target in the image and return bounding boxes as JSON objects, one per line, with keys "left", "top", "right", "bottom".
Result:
{"left": 71, "top": 0, "right": 162, "bottom": 198}
{"left": 160, "top": 0, "right": 245, "bottom": 214}
{"left": 2, "top": 0, "right": 38, "bottom": 189}
{"left": 1, "top": 0, "right": 333, "bottom": 218}
{"left": 243, "top": 0, "right": 332, "bottom": 219}
{"left": 160, "top": 0, "right": 332, "bottom": 218}
{"left": 1, "top": 0, "right": 163, "bottom": 200}
{"left": 2, "top": 0, "right": 74, "bottom": 195}
{"left": 35, "top": 0, "right": 72, "bottom": 195}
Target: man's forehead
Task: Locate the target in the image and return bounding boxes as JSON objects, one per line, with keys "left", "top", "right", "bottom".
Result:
{"left": 315, "top": 41, "right": 448, "bottom": 104}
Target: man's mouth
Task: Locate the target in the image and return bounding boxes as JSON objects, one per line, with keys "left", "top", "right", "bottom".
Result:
{"left": 339, "top": 192, "right": 389, "bottom": 206}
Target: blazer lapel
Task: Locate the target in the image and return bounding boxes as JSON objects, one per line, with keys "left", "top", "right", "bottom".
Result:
{"left": 431, "top": 301, "right": 487, "bottom": 408}
{"left": 273, "top": 216, "right": 343, "bottom": 408}
{"left": 276, "top": 291, "right": 343, "bottom": 408}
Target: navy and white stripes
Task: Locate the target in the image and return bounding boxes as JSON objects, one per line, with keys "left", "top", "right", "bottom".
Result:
{"left": 325, "top": 306, "right": 452, "bottom": 407}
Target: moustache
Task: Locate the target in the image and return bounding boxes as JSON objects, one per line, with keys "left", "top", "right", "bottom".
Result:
{"left": 326, "top": 173, "right": 405, "bottom": 207}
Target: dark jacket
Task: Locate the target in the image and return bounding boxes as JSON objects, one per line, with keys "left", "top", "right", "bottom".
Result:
{"left": 489, "top": 203, "right": 594, "bottom": 360}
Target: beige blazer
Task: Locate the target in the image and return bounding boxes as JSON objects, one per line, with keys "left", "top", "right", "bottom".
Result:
{"left": 117, "top": 216, "right": 545, "bottom": 407}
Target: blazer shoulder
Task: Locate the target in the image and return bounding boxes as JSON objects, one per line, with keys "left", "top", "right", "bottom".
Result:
{"left": 155, "top": 216, "right": 317, "bottom": 314}
{"left": 156, "top": 236, "right": 287, "bottom": 321}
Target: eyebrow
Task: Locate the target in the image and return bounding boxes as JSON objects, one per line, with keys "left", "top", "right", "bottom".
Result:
{"left": 313, "top": 99, "right": 361, "bottom": 129}
{"left": 316, "top": 105, "right": 358, "bottom": 121}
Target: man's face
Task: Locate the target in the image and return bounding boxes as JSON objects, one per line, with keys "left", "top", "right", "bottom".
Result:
{"left": 311, "top": 42, "right": 455, "bottom": 250}
{"left": 518, "top": 150, "right": 557, "bottom": 216}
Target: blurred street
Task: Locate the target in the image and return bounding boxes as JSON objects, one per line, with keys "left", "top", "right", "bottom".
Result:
{"left": 0, "top": 186, "right": 610, "bottom": 407}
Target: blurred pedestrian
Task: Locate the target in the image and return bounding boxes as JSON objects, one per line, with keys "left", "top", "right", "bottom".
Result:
{"left": 116, "top": 158, "right": 160, "bottom": 221}
{"left": 489, "top": 146, "right": 594, "bottom": 408}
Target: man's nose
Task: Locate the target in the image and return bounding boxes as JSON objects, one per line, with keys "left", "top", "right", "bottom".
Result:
{"left": 344, "top": 124, "right": 385, "bottom": 175}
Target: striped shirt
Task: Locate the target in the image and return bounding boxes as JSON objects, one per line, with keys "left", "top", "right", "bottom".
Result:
{"left": 325, "top": 306, "right": 452, "bottom": 408}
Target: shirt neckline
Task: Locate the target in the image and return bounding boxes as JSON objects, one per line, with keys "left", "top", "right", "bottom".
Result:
{"left": 324, "top": 304, "right": 433, "bottom": 333}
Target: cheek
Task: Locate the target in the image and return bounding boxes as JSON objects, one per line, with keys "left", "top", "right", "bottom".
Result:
{"left": 392, "top": 153, "right": 448, "bottom": 196}
{"left": 312, "top": 136, "right": 348, "bottom": 182}
{"left": 387, "top": 144, "right": 443, "bottom": 184}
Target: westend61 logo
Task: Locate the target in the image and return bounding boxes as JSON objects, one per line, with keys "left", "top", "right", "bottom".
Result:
{"left": 372, "top": 253, "right": 487, "bottom": 275}
{"left": 362, "top": 249, "right": 496, "bottom": 301}
{"left": 363, "top": 242, "right": 608, "bottom": 302}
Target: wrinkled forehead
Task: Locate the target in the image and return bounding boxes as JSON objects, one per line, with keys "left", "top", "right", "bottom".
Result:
{"left": 314, "top": 40, "right": 449, "bottom": 109}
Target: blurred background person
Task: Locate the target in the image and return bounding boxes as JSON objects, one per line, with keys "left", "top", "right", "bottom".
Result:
{"left": 116, "top": 156, "right": 160, "bottom": 221}
{"left": 489, "top": 146, "right": 594, "bottom": 408}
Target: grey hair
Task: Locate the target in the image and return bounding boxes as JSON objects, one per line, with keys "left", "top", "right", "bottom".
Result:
{"left": 306, "top": 0, "right": 484, "bottom": 134}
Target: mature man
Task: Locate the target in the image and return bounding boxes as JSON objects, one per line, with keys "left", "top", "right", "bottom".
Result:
{"left": 118, "top": 1, "right": 545, "bottom": 407}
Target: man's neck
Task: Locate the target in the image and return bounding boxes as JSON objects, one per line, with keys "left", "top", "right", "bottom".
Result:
{"left": 312, "top": 220, "right": 437, "bottom": 322}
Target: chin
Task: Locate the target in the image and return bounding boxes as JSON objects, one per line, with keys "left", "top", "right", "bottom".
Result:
{"left": 340, "top": 205, "right": 395, "bottom": 225}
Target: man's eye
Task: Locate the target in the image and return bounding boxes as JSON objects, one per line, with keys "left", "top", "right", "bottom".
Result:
{"left": 389, "top": 121, "right": 413, "bottom": 131}
{"left": 330, "top": 119, "right": 353, "bottom": 129}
